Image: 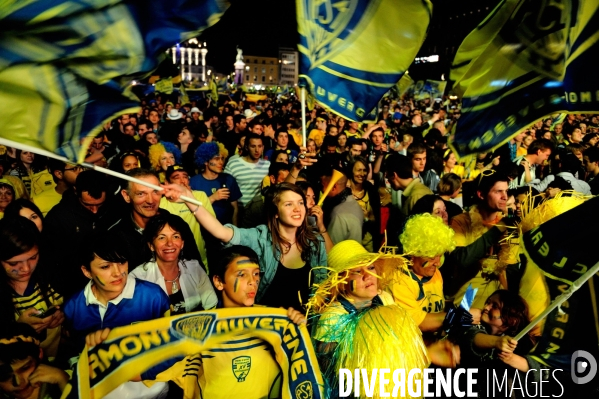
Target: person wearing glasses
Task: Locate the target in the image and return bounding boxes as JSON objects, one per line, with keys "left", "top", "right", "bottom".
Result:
{"left": 31, "top": 160, "right": 83, "bottom": 217}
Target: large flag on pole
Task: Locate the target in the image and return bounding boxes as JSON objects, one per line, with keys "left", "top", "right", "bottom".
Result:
{"left": 0, "top": 0, "right": 227, "bottom": 163}
{"left": 449, "top": 0, "right": 599, "bottom": 157}
{"left": 296, "top": 0, "right": 432, "bottom": 122}
{"left": 518, "top": 196, "right": 599, "bottom": 372}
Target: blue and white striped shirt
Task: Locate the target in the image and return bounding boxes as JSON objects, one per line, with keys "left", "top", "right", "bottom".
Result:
{"left": 224, "top": 157, "right": 270, "bottom": 206}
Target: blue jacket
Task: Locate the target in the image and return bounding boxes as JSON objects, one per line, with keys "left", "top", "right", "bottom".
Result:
{"left": 63, "top": 277, "right": 170, "bottom": 349}
{"left": 224, "top": 224, "right": 328, "bottom": 301}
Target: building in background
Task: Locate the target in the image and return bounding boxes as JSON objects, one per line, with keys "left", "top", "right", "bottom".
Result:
{"left": 241, "top": 55, "right": 279, "bottom": 87}
{"left": 279, "top": 47, "right": 299, "bottom": 85}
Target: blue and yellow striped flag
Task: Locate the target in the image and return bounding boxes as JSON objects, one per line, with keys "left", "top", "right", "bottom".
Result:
{"left": 0, "top": 0, "right": 227, "bottom": 162}
{"left": 449, "top": 0, "right": 599, "bottom": 157}
{"left": 297, "top": 0, "right": 432, "bottom": 122}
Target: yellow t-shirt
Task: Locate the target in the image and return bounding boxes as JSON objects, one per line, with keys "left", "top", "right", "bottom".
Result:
{"left": 159, "top": 190, "right": 215, "bottom": 268}
{"left": 32, "top": 189, "right": 62, "bottom": 217}
{"left": 389, "top": 269, "right": 444, "bottom": 326}
{"left": 12, "top": 283, "right": 63, "bottom": 359}
{"left": 200, "top": 335, "right": 282, "bottom": 398}
{"left": 156, "top": 336, "right": 282, "bottom": 399}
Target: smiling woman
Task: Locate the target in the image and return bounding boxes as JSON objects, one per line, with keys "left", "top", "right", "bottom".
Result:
{"left": 130, "top": 213, "right": 217, "bottom": 315}
{"left": 162, "top": 182, "right": 328, "bottom": 311}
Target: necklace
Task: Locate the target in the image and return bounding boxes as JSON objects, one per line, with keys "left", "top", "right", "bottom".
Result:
{"left": 164, "top": 269, "right": 181, "bottom": 294}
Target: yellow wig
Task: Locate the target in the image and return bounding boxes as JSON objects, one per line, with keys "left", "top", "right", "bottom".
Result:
{"left": 400, "top": 213, "right": 456, "bottom": 258}
{"left": 148, "top": 142, "right": 182, "bottom": 171}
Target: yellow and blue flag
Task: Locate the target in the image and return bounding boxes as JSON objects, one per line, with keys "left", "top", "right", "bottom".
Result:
{"left": 0, "top": 0, "right": 227, "bottom": 163}
{"left": 520, "top": 196, "right": 599, "bottom": 372}
{"left": 297, "top": 0, "right": 432, "bottom": 122}
{"left": 449, "top": 0, "right": 599, "bottom": 157}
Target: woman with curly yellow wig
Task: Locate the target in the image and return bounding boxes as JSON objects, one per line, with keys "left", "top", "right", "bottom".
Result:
{"left": 389, "top": 213, "right": 472, "bottom": 335}
{"left": 149, "top": 142, "right": 182, "bottom": 182}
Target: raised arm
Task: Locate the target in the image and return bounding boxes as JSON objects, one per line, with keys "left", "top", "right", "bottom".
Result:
{"left": 163, "top": 184, "right": 234, "bottom": 243}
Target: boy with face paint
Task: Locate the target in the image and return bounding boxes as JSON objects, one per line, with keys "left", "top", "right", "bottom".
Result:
{"left": 151, "top": 246, "right": 306, "bottom": 399}
{"left": 62, "top": 232, "right": 173, "bottom": 394}
{"left": 0, "top": 323, "right": 69, "bottom": 399}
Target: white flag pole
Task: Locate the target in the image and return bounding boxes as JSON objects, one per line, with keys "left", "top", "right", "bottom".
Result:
{"left": 300, "top": 86, "right": 307, "bottom": 148}
{"left": 514, "top": 260, "right": 599, "bottom": 341}
{"left": 0, "top": 137, "right": 202, "bottom": 207}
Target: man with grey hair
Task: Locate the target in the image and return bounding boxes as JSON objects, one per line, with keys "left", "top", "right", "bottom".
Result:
{"left": 107, "top": 168, "right": 201, "bottom": 269}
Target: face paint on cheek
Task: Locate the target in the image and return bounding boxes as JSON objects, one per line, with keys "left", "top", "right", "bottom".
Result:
{"left": 10, "top": 269, "right": 18, "bottom": 275}
{"left": 209, "top": 161, "right": 217, "bottom": 166}
{"left": 121, "top": 272, "right": 127, "bottom": 278}
{"left": 234, "top": 278, "right": 239, "bottom": 293}
{"left": 95, "top": 276, "right": 106, "bottom": 286}
{"left": 350, "top": 280, "right": 356, "bottom": 292}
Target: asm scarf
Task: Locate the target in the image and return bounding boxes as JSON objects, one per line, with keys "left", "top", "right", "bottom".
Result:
{"left": 61, "top": 308, "right": 324, "bottom": 399}
{"left": 296, "top": 0, "right": 432, "bottom": 122}
{"left": 0, "top": 0, "right": 227, "bottom": 162}
{"left": 449, "top": 0, "right": 599, "bottom": 157}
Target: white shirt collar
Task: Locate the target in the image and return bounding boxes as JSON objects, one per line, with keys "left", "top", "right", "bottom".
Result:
{"left": 84, "top": 274, "right": 136, "bottom": 308}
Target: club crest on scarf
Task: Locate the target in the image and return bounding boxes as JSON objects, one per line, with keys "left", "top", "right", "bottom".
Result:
{"left": 172, "top": 314, "right": 217, "bottom": 343}
{"left": 295, "top": 381, "right": 314, "bottom": 399}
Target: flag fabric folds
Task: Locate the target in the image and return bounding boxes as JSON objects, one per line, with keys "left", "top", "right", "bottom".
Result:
{"left": 0, "top": 0, "right": 227, "bottom": 163}
{"left": 449, "top": 0, "right": 599, "bottom": 157}
{"left": 519, "top": 196, "right": 599, "bottom": 370}
{"left": 61, "top": 307, "right": 324, "bottom": 399}
{"left": 297, "top": 0, "right": 432, "bottom": 122}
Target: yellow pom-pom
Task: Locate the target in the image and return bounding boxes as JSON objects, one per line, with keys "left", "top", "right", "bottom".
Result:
{"left": 400, "top": 213, "right": 456, "bottom": 258}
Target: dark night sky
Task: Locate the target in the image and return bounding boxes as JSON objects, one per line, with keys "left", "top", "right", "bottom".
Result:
{"left": 199, "top": 0, "right": 500, "bottom": 76}
{"left": 199, "top": 0, "right": 298, "bottom": 73}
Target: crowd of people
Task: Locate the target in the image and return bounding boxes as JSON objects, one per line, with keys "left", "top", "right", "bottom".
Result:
{"left": 0, "top": 88, "right": 597, "bottom": 398}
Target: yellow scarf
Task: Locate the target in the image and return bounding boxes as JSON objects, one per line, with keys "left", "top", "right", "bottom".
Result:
{"left": 61, "top": 308, "right": 324, "bottom": 399}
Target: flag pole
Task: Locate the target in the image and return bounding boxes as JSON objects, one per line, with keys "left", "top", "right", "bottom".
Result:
{"left": 514, "top": 260, "right": 599, "bottom": 341}
{"left": 300, "top": 86, "right": 307, "bottom": 148}
{"left": 0, "top": 137, "right": 202, "bottom": 207}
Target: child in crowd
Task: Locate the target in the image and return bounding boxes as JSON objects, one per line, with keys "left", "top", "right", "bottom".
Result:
{"left": 0, "top": 323, "right": 69, "bottom": 399}
{"left": 63, "top": 232, "right": 171, "bottom": 399}
{"left": 151, "top": 245, "right": 306, "bottom": 399}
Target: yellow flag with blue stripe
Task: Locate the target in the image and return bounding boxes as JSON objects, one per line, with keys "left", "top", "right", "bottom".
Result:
{"left": 297, "top": 0, "right": 432, "bottom": 122}
{"left": 449, "top": 0, "right": 599, "bottom": 157}
{"left": 0, "top": 0, "right": 227, "bottom": 162}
